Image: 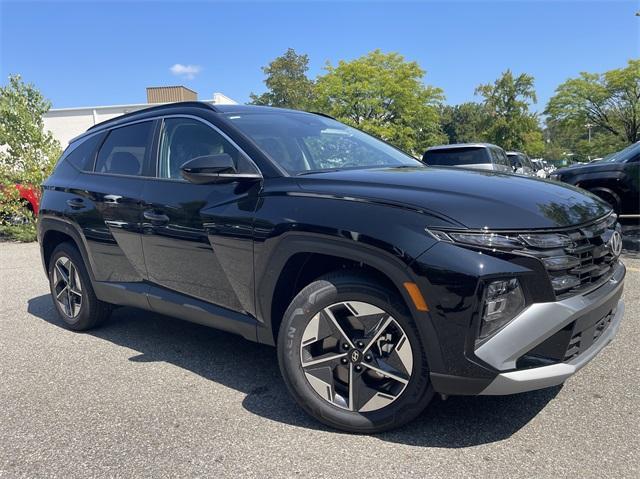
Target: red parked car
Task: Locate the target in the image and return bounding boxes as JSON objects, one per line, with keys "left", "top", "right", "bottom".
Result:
{"left": 15, "top": 184, "right": 40, "bottom": 216}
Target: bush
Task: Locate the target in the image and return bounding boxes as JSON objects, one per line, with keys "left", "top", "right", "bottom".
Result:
{"left": 0, "top": 75, "right": 61, "bottom": 241}
{"left": 0, "top": 223, "right": 37, "bottom": 242}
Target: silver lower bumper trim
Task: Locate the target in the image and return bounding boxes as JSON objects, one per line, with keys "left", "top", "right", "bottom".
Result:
{"left": 480, "top": 300, "right": 625, "bottom": 395}
{"left": 475, "top": 261, "right": 626, "bottom": 371}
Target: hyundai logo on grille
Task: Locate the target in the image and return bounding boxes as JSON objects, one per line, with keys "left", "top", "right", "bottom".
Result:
{"left": 608, "top": 230, "right": 623, "bottom": 258}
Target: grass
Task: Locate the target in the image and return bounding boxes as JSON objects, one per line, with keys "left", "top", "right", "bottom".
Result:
{"left": 0, "top": 222, "right": 37, "bottom": 242}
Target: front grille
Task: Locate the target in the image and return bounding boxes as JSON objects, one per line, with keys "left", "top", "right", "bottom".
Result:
{"left": 520, "top": 215, "right": 619, "bottom": 298}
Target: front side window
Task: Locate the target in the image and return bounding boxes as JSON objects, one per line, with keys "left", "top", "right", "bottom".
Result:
{"left": 225, "top": 112, "right": 421, "bottom": 174}
{"left": 159, "top": 118, "right": 256, "bottom": 179}
{"left": 95, "top": 121, "right": 153, "bottom": 176}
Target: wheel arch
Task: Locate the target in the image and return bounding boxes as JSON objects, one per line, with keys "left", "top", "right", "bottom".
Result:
{"left": 39, "top": 217, "right": 97, "bottom": 284}
{"left": 255, "top": 234, "right": 435, "bottom": 351}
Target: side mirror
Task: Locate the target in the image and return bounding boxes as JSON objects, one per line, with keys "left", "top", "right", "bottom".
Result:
{"left": 180, "top": 154, "right": 260, "bottom": 184}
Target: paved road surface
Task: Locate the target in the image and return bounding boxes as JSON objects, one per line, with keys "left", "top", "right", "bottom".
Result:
{"left": 1, "top": 242, "right": 638, "bottom": 478}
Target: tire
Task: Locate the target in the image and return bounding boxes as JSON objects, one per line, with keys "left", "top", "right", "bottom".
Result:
{"left": 48, "top": 242, "right": 112, "bottom": 331}
{"left": 277, "top": 270, "right": 434, "bottom": 433}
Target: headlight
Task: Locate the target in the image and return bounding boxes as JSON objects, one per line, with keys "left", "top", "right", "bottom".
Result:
{"left": 449, "top": 232, "right": 523, "bottom": 249}
{"left": 519, "top": 233, "right": 573, "bottom": 248}
{"left": 426, "top": 228, "right": 575, "bottom": 251}
{"left": 480, "top": 278, "right": 526, "bottom": 339}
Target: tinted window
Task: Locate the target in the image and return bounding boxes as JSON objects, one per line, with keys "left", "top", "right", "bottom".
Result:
{"left": 507, "top": 153, "right": 523, "bottom": 168}
{"left": 225, "top": 112, "right": 420, "bottom": 174}
{"left": 159, "top": 118, "right": 256, "bottom": 179}
{"left": 95, "top": 122, "right": 153, "bottom": 176}
{"left": 423, "top": 147, "right": 490, "bottom": 166}
{"left": 65, "top": 133, "right": 104, "bottom": 171}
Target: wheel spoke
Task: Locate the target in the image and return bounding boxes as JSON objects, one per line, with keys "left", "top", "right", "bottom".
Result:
{"left": 362, "top": 362, "right": 409, "bottom": 385}
{"left": 301, "top": 353, "right": 347, "bottom": 368}
{"left": 55, "top": 285, "right": 68, "bottom": 300}
{"left": 362, "top": 315, "right": 394, "bottom": 354}
{"left": 55, "top": 261, "right": 69, "bottom": 285}
{"left": 323, "top": 307, "right": 355, "bottom": 348}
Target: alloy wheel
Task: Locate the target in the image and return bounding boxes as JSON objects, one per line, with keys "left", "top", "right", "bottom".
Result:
{"left": 52, "top": 256, "right": 83, "bottom": 318}
{"left": 300, "top": 301, "right": 413, "bottom": 413}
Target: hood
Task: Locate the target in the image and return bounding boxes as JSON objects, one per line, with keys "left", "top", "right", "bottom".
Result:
{"left": 556, "top": 161, "right": 621, "bottom": 176}
{"left": 295, "top": 166, "right": 610, "bottom": 230}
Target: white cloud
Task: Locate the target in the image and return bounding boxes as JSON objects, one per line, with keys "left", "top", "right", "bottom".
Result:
{"left": 169, "top": 63, "right": 202, "bottom": 80}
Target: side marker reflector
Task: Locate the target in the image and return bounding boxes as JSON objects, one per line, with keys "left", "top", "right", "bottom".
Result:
{"left": 403, "top": 282, "right": 429, "bottom": 312}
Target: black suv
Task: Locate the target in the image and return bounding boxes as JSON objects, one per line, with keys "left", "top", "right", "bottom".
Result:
{"left": 550, "top": 142, "right": 639, "bottom": 220}
{"left": 39, "top": 103, "right": 626, "bottom": 433}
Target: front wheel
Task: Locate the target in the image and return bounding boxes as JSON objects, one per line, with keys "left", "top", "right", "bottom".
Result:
{"left": 277, "top": 271, "right": 433, "bottom": 433}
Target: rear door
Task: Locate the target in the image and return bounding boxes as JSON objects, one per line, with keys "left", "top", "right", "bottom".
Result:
{"left": 140, "top": 115, "right": 262, "bottom": 316}
{"left": 72, "top": 120, "right": 157, "bottom": 288}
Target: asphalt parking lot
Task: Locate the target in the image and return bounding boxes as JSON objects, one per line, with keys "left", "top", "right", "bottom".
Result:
{"left": 0, "top": 242, "right": 638, "bottom": 478}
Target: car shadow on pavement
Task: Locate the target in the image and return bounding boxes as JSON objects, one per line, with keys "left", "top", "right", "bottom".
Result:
{"left": 27, "top": 294, "right": 560, "bottom": 447}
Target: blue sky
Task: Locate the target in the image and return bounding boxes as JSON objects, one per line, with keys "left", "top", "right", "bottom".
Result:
{"left": 1, "top": 1, "right": 638, "bottom": 112}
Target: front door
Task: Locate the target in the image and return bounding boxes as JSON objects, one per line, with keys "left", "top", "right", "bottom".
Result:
{"left": 140, "top": 116, "right": 261, "bottom": 316}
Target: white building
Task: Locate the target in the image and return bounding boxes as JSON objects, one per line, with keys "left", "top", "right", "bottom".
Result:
{"left": 44, "top": 86, "right": 237, "bottom": 147}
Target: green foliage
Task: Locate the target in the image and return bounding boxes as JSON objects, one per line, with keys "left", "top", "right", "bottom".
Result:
{"left": 439, "top": 102, "right": 490, "bottom": 144}
{"left": 546, "top": 60, "right": 640, "bottom": 145}
{"left": 249, "top": 48, "right": 315, "bottom": 110}
{"left": 0, "top": 222, "right": 37, "bottom": 242}
{"left": 474, "top": 70, "right": 543, "bottom": 154}
{"left": 313, "top": 50, "right": 446, "bottom": 155}
{"left": 0, "top": 74, "right": 61, "bottom": 233}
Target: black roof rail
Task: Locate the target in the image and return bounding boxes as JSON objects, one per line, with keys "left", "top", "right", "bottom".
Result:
{"left": 87, "top": 101, "right": 219, "bottom": 132}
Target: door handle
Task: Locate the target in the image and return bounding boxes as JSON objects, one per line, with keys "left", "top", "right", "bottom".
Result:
{"left": 104, "top": 194, "right": 122, "bottom": 204}
{"left": 143, "top": 210, "right": 170, "bottom": 226}
{"left": 66, "top": 198, "right": 84, "bottom": 209}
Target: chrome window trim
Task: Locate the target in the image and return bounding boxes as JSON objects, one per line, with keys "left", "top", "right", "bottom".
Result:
{"left": 69, "top": 114, "right": 263, "bottom": 181}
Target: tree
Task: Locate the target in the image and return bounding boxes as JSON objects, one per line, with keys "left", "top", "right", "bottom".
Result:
{"left": 545, "top": 59, "right": 640, "bottom": 145}
{"left": 0, "top": 74, "right": 61, "bottom": 233}
{"left": 313, "top": 50, "right": 445, "bottom": 155}
{"left": 439, "top": 102, "right": 490, "bottom": 144}
{"left": 249, "top": 48, "right": 315, "bottom": 110}
{"left": 475, "top": 70, "right": 542, "bottom": 153}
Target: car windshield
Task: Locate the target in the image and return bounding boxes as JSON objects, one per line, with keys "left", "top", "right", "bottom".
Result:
{"left": 423, "top": 147, "right": 490, "bottom": 166}
{"left": 224, "top": 111, "right": 421, "bottom": 174}
{"left": 602, "top": 142, "right": 640, "bottom": 163}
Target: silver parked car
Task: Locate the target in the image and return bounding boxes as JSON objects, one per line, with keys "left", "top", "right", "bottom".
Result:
{"left": 422, "top": 143, "right": 512, "bottom": 173}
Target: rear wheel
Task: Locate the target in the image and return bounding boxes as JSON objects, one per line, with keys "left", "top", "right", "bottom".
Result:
{"left": 277, "top": 271, "right": 433, "bottom": 433}
{"left": 48, "top": 242, "right": 112, "bottom": 331}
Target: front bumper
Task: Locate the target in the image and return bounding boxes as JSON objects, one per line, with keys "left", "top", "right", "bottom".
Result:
{"left": 476, "top": 261, "right": 626, "bottom": 395}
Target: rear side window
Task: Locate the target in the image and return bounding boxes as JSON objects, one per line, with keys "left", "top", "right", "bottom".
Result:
{"left": 95, "top": 121, "right": 154, "bottom": 176}
{"left": 423, "top": 147, "right": 490, "bottom": 166}
{"left": 65, "top": 133, "right": 104, "bottom": 171}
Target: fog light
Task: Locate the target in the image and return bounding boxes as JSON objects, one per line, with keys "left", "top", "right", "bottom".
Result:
{"left": 480, "top": 278, "right": 525, "bottom": 338}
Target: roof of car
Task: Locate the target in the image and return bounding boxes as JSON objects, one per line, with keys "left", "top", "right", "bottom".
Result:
{"left": 72, "top": 102, "right": 318, "bottom": 145}
{"left": 506, "top": 151, "right": 525, "bottom": 156}
{"left": 426, "top": 142, "right": 499, "bottom": 152}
